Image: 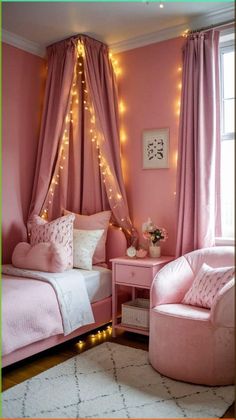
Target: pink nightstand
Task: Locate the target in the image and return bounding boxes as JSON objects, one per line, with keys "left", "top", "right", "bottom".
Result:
{"left": 111, "top": 256, "right": 174, "bottom": 337}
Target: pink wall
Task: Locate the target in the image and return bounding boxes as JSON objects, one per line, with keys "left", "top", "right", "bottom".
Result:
{"left": 2, "top": 43, "right": 46, "bottom": 263}
{"left": 116, "top": 37, "right": 184, "bottom": 255}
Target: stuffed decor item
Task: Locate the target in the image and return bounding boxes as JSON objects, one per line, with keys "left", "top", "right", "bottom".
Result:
{"left": 12, "top": 242, "right": 69, "bottom": 273}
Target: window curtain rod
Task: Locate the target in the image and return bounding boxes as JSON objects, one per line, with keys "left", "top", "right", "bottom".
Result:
{"left": 189, "top": 19, "right": 235, "bottom": 34}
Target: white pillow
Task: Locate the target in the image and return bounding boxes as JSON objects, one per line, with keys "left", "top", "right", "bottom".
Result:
{"left": 73, "top": 229, "right": 104, "bottom": 270}
{"left": 182, "top": 263, "right": 234, "bottom": 309}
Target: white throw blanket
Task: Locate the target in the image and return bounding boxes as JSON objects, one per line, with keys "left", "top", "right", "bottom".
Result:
{"left": 2, "top": 265, "right": 95, "bottom": 335}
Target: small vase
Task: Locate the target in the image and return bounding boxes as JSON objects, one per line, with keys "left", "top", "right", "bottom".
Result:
{"left": 149, "top": 243, "right": 161, "bottom": 258}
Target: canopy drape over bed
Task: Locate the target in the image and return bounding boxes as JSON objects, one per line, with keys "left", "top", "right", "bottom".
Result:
{"left": 29, "top": 35, "right": 137, "bottom": 244}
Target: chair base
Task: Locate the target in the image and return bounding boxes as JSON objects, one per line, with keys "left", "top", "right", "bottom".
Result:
{"left": 149, "top": 307, "right": 235, "bottom": 386}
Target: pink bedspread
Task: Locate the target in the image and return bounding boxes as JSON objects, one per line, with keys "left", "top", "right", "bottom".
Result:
{"left": 2, "top": 275, "right": 63, "bottom": 356}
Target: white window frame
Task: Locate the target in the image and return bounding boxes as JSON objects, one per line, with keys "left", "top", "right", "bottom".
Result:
{"left": 215, "top": 30, "right": 235, "bottom": 246}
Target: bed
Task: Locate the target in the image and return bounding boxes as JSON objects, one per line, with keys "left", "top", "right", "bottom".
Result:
{"left": 2, "top": 226, "right": 128, "bottom": 368}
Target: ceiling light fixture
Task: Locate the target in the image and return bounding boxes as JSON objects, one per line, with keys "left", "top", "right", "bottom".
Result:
{"left": 159, "top": 2, "right": 164, "bottom": 8}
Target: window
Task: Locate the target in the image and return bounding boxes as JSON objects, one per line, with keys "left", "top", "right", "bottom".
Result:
{"left": 219, "top": 34, "right": 235, "bottom": 240}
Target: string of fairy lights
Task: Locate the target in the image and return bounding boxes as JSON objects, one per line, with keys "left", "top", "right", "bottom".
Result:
{"left": 40, "top": 41, "right": 128, "bottom": 229}
{"left": 76, "top": 325, "right": 113, "bottom": 350}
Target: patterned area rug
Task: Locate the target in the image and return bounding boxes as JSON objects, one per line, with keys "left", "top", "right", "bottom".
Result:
{"left": 3, "top": 342, "right": 234, "bottom": 418}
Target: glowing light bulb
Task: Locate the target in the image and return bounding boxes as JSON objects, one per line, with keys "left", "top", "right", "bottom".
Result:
{"left": 159, "top": 2, "right": 164, "bottom": 8}
{"left": 119, "top": 101, "right": 125, "bottom": 114}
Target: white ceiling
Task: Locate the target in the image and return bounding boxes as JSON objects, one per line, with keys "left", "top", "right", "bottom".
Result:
{"left": 2, "top": 2, "right": 235, "bottom": 55}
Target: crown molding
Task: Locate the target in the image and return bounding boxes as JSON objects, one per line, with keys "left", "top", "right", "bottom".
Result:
{"left": 2, "top": 29, "right": 46, "bottom": 58}
{"left": 110, "top": 4, "right": 235, "bottom": 53}
{"left": 110, "top": 22, "right": 187, "bottom": 53}
{"left": 2, "top": 4, "right": 234, "bottom": 57}
{"left": 189, "top": 4, "right": 235, "bottom": 31}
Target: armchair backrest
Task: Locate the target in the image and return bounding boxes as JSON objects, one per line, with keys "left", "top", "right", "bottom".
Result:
{"left": 210, "top": 278, "right": 235, "bottom": 327}
{"left": 184, "top": 246, "right": 234, "bottom": 276}
{"left": 151, "top": 246, "right": 235, "bottom": 308}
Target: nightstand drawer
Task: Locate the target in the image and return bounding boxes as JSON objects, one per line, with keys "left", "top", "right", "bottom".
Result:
{"left": 115, "top": 264, "right": 151, "bottom": 287}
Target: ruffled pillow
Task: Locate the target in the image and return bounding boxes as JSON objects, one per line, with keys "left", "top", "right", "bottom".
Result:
{"left": 29, "top": 214, "right": 75, "bottom": 269}
{"left": 182, "top": 263, "right": 235, "bottom": 309}
{"left": 73, "top": 229, "right": 104, "bottom": 270}
{"left": 64, "top": 210, "right": 111, "bottom": 264}
{"left": 12, "top": 242, "right": 69, "bottom": 273}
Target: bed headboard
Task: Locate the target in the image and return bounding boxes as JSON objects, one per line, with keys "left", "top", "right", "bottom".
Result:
{"left": 106, "top": 226, "right": 127, "bottom": 268}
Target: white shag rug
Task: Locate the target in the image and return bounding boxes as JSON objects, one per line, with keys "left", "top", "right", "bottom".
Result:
{"left": 3, "top": 342, "right": 234, "bottom": 418}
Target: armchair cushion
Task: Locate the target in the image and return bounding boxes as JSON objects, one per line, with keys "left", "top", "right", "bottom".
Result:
{"left": 182, "top": 263, "right": 234, "bottom": 309}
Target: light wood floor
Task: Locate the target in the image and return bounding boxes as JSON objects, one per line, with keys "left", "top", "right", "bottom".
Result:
{"left": 2, "top": 326, "right": 235, "bottom": 418}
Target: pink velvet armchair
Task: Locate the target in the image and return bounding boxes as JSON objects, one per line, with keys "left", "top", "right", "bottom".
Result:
{"left": 149, "top": 247, "right": 235, "bottom": 385}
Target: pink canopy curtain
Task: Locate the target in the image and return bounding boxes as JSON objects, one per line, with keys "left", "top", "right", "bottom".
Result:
{"left": 175, "top": 29, "right": 221, "bottom": 257}
{"left": 29, "top": 35, "right": 137, "bottom": 244}
{"left": 28, "top": 39, "right": 76, "bottom": 218}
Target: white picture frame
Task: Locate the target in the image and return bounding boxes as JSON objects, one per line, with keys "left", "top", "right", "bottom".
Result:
{"left": 142, "top": 128, "right": 169, "bottom": 169}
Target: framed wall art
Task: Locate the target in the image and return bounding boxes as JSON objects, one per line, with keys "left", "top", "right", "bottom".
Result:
{"left": 142, "top": 128, "right": 169, "bottom": 169}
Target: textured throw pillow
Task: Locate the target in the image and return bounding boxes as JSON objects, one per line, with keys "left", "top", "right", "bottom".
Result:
{"left": 73, "top": 229, "right": 104, "bottom": 270}
{"left": 64, "top": 210, "right": 111, "bottom": 264}
{"left": 182, "top": 263, "right": 235, "bottom": 309}
{"left": 12, "top": 242, "right": 69, "bottom": 273}
{"left": 30, "top": 214, "right": 75, "bottom": 269}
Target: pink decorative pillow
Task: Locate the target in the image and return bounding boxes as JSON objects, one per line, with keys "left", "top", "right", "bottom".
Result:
{"left": 182, "top": 263, "right": 235, "bottom": 309}
{"left": 29, "top": 214, "right": 75, "bottom": 269}
{"left": 12, "top": 242, "right": 69, "bottom": 273}
{"left": 64, "top": 210, "right": 111, "bottom": 264}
